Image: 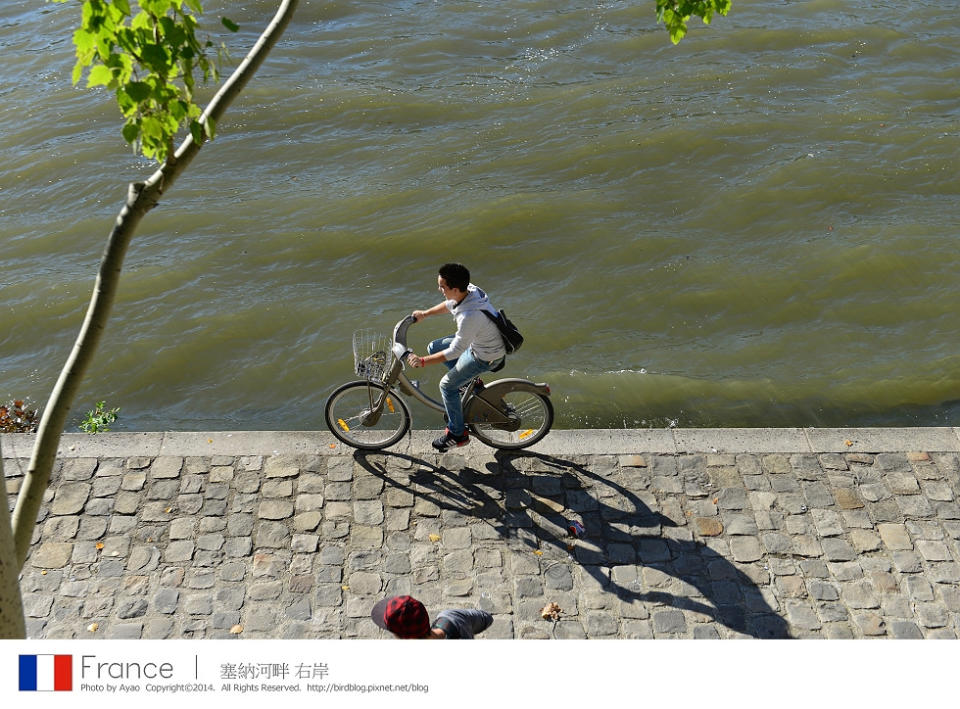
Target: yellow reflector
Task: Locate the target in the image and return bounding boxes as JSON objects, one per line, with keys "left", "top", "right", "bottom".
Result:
{"left": 519, "top": 429, "right": 534, "bottom": 439}
{"left": 387, "top": 397, "right": 395, "bottom": 413}
{"left": 337, "top": 418, "right": 350, "bottom": 432}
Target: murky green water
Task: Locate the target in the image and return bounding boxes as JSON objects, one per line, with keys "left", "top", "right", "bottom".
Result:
{"left": 2, "top": 0, "right": 959, "bottom": 431}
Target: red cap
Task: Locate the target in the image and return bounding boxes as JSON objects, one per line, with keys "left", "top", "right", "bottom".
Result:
{"left": 371, "top": 596, "right": 430, "bottom": 638}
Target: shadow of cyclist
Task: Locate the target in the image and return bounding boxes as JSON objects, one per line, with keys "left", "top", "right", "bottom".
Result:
{"left": 353, "top": 449, "right": 790, "bottom": 638}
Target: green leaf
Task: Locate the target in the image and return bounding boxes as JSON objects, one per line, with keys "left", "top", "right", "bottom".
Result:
{"left": 189, "top": 119, "right": 204, "bottom": 144}
{"left": 86, "top": 63, "right": 115, "bottom": 88}
{"left": 140, "top": 43, "right": 171, "bottom": 73}
{"left": 655, "top": 0, "right": 730, "bottom": 43}
{"left": 141, "top": 0, "right": 175, "bottom": 15}
{"left": 161, "top": 111, "right": 180, "bottom": 135}
{"left": 159, "top": 16, "right": 187, "bottom": 47}
{"left": 221, "top": 17, "right": 239, "bottom": 32}
{"left": 124, "top": 80, "right": 152, "bottom": 103}
{"left": 170, "top": 99, "right": 188, "bottom": 122}
{"left": 96, "top": 33, "right": 114, "bottom": 61}
{"left": 116, "top": 95, "right": 136, "bottom": 117}
{"left": 122, "top": 119, "right": 140, "bottom": 144}
{"left": 80, "top": 0, "right": 96, "bottom": 29}
{"left": 73, "top": 26, "right": 97, "bottom": 58}
{"left": 204, "top": 115, "right": 216, "bottom": 140}
{"left": 131, "top": 10, "right": 153, "bottom": 32}
{"left": 141, "top": 114, "right": 165, "bottom": 142}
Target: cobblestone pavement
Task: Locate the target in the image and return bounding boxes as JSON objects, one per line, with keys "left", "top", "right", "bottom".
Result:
{"left": 4, "top": 430, "right": 960, "bottom": 639}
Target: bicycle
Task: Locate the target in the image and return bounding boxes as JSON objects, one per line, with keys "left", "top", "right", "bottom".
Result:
{"left": 325, "top": 315, "right": 554, "bottom": 451}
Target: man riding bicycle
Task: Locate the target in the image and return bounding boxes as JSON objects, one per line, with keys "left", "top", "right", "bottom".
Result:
{"left": 406, "top": 263, "right": 507, "bottom": 452}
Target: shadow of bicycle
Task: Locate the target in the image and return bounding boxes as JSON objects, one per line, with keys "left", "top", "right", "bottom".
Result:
{"left": 353, "top": 448, "right": 790, "bottom": 639}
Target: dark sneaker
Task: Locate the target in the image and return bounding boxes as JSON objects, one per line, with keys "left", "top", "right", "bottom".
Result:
{"left": 432, "top": 428, "right": 470, "bottom": 452}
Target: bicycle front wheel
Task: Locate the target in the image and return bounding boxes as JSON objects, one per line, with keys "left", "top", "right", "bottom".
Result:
{"left": 468, "top": 387, "right": 554, "bottom": 449}
{"left": 325, "top": 381, "right": 411, "bottom": 450}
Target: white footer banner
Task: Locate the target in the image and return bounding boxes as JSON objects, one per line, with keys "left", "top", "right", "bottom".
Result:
{"left": 0, "top": 639, "right": 950, "bottom": 707}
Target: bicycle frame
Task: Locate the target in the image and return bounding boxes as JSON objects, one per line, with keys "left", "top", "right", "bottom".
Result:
{"left": 362, "top": 315, "right": 547, "bottom": 427}
{"left": 386, "top": 315, "right": 466, "bottom": 412}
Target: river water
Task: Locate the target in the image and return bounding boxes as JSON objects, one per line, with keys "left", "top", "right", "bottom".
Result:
{"left": 2, "top": 0, "right": 959, "bottom": 432}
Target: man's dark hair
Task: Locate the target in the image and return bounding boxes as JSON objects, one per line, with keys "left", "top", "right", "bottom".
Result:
{"left": 439, "top": 263, "right": 470, "bottom": 292}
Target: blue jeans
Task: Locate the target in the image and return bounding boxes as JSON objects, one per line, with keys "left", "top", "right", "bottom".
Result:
{"left": 427, "top": 336, "right": 504, "bottom": 436}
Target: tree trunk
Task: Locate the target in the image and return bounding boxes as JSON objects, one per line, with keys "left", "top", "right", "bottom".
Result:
{"left": 0, "top": 448, "right": 27, "bottom": 639}
{"left": 11, "top": 0, "right": 300, "bottom": 572}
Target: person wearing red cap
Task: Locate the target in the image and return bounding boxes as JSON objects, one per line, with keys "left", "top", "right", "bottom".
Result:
{"left": 371, "top": 595, "right": 493, "bottom": 639}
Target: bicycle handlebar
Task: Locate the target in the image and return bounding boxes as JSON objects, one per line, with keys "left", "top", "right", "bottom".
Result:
{"left": 391, "top": 315, "right": 417, "bottom": 364}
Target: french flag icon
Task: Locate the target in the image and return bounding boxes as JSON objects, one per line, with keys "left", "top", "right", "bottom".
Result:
{"left": 19, "top": 654, "right": 73, "bottom": 692}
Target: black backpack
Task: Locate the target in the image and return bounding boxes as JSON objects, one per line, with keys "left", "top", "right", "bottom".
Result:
{"left": 483, "top": 308, "right": 524, "bottom": 355}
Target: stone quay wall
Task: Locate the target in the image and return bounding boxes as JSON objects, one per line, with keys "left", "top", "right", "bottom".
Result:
{"left": 3, "top": 428, "right": 960, "bottom": 639}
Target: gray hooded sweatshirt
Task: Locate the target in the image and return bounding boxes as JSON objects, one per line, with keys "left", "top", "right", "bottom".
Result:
{"left": 441, "top": 284, "right": 507, "bottom": 363}
{"left": 431, "top": 608, "right": 494, "bottom": 639}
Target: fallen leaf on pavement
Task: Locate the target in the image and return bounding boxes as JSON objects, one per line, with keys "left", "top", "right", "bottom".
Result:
{"left": 541, "top": 602, "right": 562, "bottom": 621}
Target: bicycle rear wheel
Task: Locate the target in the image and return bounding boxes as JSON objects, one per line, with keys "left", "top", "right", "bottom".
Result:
{"left": 468, "top": 387, "right": 554, "bottom": 449}
{"left": 325, "top": 380, "right": 411, "bottom": 450}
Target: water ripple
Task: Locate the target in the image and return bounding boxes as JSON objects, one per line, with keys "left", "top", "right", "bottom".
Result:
{"left": 2, "top": 0, "right": 958, "bottom": 429}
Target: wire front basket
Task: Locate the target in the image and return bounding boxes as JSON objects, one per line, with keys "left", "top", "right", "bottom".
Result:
{"left": 352, "top": 329, "right": 393, "bottom": 382}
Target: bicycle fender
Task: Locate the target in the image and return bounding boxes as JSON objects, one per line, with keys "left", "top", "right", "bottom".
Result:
{"left": 478, "top": 378, "right": 550, "bottom": 397}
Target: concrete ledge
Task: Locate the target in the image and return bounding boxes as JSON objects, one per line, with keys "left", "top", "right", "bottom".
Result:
{"left": 0, "top": 432, "right": 165, "bottom": 459}
{"left": 157, "top": 431, "right": 337, "bottom": 457}
{"left": 803, "top": 427, "right": 960, "bottom": 453}
{"left": 673, "top": 428, "right": 809, "bottom": 454}
{"left": 4, "top": 427, "right": 960, "bottom": 459}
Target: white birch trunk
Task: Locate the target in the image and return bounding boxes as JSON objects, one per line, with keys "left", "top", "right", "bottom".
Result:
{"left": 9, "top": 0, "right": 299, "bottom": 578}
